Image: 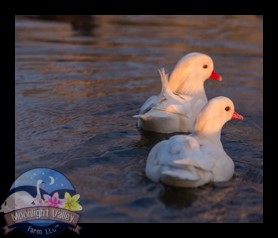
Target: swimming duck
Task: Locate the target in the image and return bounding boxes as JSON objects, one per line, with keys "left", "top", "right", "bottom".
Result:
{"left": 134, "top": 52, "right": 222, "bottom": 133}
{"left": 145, "top": 96, "right": 243, "bottom": 188}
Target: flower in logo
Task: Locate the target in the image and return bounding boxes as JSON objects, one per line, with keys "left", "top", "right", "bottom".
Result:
{"left": 43, "top": 192, "right": 66, "bottom": 208}
{"left": 63, "top": 192, "right": 82, "bottom": 211}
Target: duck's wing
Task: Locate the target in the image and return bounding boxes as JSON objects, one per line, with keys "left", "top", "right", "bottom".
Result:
{"left": 154, "top": 135, "right": 198, "bottom": 165}
{"left": 172, "top": 140, "right": 215, "bottom": 172}
{"left": 157, "top": 136, "right": 215, "bottom": 186}
{"left": 145, "top": 140, "right": 169, "bottom": 182}
{"left": 138, "top": 95, "right": 158, "bottom": 115}
{"left": 146, "top": 135, "right": 196, "bottom": 175}
{"left": 161, "top": 135, "right": 215, "bottom": 173}
{"left": 158, "top": 68, "right": 207, "bottom": 118}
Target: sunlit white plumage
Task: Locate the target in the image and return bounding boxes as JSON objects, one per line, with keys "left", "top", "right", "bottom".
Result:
{"left": 135, "top": 52, "right": 222, "bottom": 133}
{"left": 145, "top": 96, "right": 243, "bottom": 188}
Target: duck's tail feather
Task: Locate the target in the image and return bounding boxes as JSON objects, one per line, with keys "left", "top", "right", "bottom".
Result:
{"left": 158, "top": 68, "right": 168, "bottom": 95}
{"left": 158, "top": 68, "right": 176, "bottom": 99}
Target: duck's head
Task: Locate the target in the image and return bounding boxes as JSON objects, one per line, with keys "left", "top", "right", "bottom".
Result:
{"left": 194, "top": 96, "right": 243, "bottom": 139}
{"left": 172, "top": 52, "right": 222, "bottom": 81}
{"left": 168, "top": 52, "right": 222, "bottom": 94}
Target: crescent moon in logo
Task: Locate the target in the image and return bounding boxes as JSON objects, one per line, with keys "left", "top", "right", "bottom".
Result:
{"left": 49, "top": 176, "right": 55, "bottom": 185}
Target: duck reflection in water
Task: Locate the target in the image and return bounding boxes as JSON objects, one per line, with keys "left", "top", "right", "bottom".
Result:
{"left": 159, "top": 185, "right": 199, "bottom": 209}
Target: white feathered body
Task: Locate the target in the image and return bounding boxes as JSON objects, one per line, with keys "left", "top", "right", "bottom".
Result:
{"left": 145, "top": 134, "right": 234, "bottom": 187}
{"left": 136, "top": 68, "right": 207, "bottom": 133}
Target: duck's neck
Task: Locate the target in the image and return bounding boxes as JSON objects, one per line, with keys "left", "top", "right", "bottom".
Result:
{"left": 169, "top": 70, "right": 207, "bottom": 98}
{"left": 193, "top": 118, "right": 223, "bottom": 145}
{"left": 194, "top": 130, "right": 222, "bottom": 145}
{"left": 180, "top": 77, "right": 206, "bottom": 98}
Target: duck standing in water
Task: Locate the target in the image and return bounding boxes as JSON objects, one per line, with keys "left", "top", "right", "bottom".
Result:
{"left": 134, "top": 52, "right": 222, "bottom": 133}
{"left": 145, "top": 96, "right": 243, "bottom": 188}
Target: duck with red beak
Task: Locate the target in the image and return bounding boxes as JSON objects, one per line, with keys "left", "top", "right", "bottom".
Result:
{"left": 134, "top": 52, "right": 223, "bottom": 133}
{"left": 145, "top": 96, "right": 244, "bottom": 188}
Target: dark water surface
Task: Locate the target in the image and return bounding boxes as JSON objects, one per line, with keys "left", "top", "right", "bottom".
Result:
{"left": 15, "top": 15, "right": 263, "bottom": 222}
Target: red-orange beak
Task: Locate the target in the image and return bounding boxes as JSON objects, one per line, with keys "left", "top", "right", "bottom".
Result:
{"left": 231, "top": 111, "right": 244, "bottom": 120}
{"left": 209, "top": 70, "right": 222, "bottom": 81}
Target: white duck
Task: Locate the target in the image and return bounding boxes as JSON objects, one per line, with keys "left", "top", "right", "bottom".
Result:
{"left": 134, "top": 52, "right": 222, "bottom": 133}
{"left": 145, "top": 96, "right": 243, "bottom": 188}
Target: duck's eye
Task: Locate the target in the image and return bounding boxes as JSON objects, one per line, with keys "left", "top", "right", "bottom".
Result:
{"left": 203, "top": 65, "right": 208, "bottom": 69}
{"left": 225, "top": 106, "right": 230, "bottom": 111}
